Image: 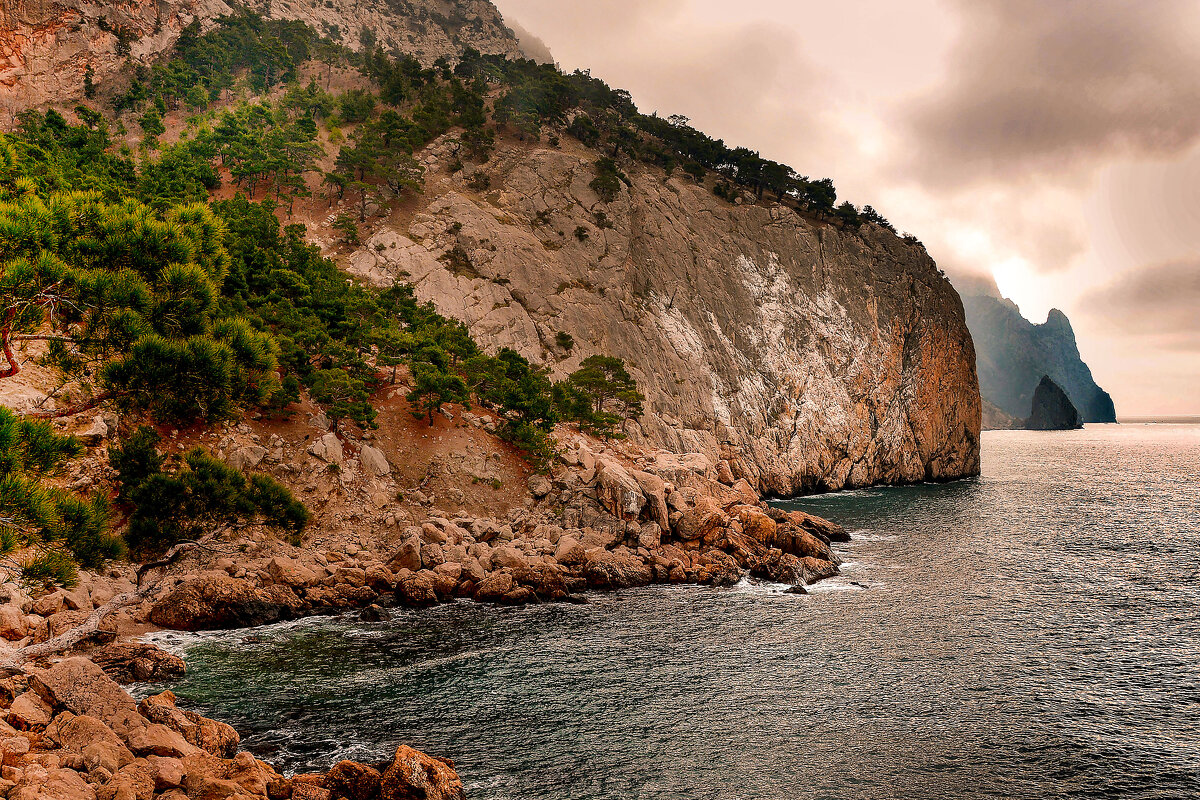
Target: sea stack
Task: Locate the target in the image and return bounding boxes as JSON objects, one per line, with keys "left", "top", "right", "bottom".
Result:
{"left": 1025, "top": 375, "right": 1083, "bottom": 430}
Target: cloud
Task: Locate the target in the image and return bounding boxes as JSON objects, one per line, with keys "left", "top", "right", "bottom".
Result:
{"left": 903, "top": 0, "right": 1200, "bottom": 185}
{"left": 1080, "top": 259, "right": 1200, "bottom": 347}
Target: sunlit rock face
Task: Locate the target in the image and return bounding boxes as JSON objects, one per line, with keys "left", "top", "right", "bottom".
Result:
{"left": 349, "top": 139, "right": 982, "bottom": 495}
{"left": 0, "top": 0, "right": 523, "bottom": 112}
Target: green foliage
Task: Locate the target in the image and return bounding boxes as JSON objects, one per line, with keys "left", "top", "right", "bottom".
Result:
{"left": 115, "top": 442, "right": 308, "bottom": 553}
{"left": 407, "top": 358, "right": 470, "bottom": 426}
{"left": 555, "top": 331, "right": 575, "bottom": 351}
{"left": 590, "top": 157, "right": 625, "bottom": 203}
{"left": 108, "top": 426, "right": 165, "bottom": 503}
{"left": 0, "top": 184, "right": 278, "bottom": 422}
{"left": 309, "top": 368, "right": 375, "bottom": 431}
{"left": 333, "top": 213, "right": 360, "bottom": 245}
{"left": 0, "top": 407, "right": 122, "bottom": 588}
{"left": 556, "top": 355, "right": 644, "bottom": 438}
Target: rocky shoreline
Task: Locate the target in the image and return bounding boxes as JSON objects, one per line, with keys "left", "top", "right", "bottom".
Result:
{"left": 0, "top": 440, "right": 846, "bottom": 800}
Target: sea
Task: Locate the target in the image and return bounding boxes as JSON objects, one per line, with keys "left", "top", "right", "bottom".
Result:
{"left": 143, "top": 423, "right": 1200, "bottom": 800}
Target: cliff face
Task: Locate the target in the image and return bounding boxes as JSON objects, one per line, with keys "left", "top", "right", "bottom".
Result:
{"left": 0, "top": 0, "right": 524, "bottom": 112}
{"left": 347, "top": 141, "right": 982, "bottom": 495}
{"left": 961, "top": 291, "right": 1115, "bottom": 424}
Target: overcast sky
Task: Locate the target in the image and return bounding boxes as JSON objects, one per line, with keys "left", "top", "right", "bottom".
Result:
{"left": 492, "top": 0, "right": 1200, "bottom": 416}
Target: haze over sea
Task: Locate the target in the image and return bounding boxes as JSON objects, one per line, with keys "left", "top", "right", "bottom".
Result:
{"left": 147, "top": 424, "right": 1200, "bottom": 800}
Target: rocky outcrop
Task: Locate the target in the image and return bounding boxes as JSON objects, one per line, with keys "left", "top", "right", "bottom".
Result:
{"left": 956, "top": 278, "right": 1115, "bottom": 425}
{"left": 0, "top": 0, "right": 524, "bottom": 112}
{"left": 352, "top": 141, "right": 982, "bottom": 495}
{"left": 0, "top": 655, "right": 464, "bottom": 800}
{"left": 1025, "top": 375, "right": 1082, "bottom": 431}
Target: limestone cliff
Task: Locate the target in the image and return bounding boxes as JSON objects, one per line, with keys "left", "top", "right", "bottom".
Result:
{"left": 0, "top": 0, "right": 524, "bottom": 112}
{"left": 959, "top": 285, "right": 1116, "bottom": 425}
{"left": 346, "top": 139, "right": 982, "bottom": 496}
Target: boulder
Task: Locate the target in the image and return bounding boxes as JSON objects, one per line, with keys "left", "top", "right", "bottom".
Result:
{"left": 675, "top": 496, "right": 728, "bottom": 541}
{"left": 472, "top": 571, "right": 514, "bottom": 603}
{"left": 511, "top": 564, "right": 568, "bottom": 600}
{"left": 696, "top": 550, "right": 743, "bottom": 586}
{"left": 98, "top": 759, "right": 156, "bottom": 800}
{"left": 148, "top": 575, "right": 304, "bottom": 632}
{"left": 731, "top": 505, "right": 776, "bottom": 544}
{"left": 487, "top": 545, "right": 529, "bottom": 571}
{"left": 10, "top": 767, "right": 96, "bottom": 800}
{"left": 27, "top": 658, "right": 137, "bottom": 721}
{"left": 8, "top": 690, "right": 52, "bottom": 730}
{"left": 396, "top": 573, "right": 438, "bottom": 607}
{"left": 632, "top": 470, "right": 670, "bottom": 531}
{"left": 138, "top": 692, "right": 239, "bottom": 758}
{"left": 387, "top": 537, "right": 423, "bottom": 572}
{"left": 359, "top": 446, "right": 391, "bottom": 476}
{"left": 123, "top": 722, "right": 201, "bottom": 758}
{"left": 380, "top": 745, "right": 465, "bottom": 800}
{"left": 229, "top": 445, "right": 268, "bottom": 471}
{"left": 308, "top": 433, "right": 343, "bottom": 464}
{"left": 88, "top": 643, "right": 187, "bottom": 683}
{"left": 797, "top": 557, "right": 840, "bottom": 585}
{"left": 267, "top": 558, "right": 321, "bottom": 589}
{"left": 581, "top": 549, "right": 652, "bottom": 590}
{"left": 146, "top": 756, "right": 185, "bottom": 791}
{"left": 45, "top": 713, "right": 134, "bottom": 771}
{"left": 594, "top": 459, "right": 646, "bottom": 519}
{"left": 774, "top": 523, "right": 838, "bottom": 563}
{"left": 0, "top": 604, "right": 30, "bottom": 641}
{"left": 553, "top": 537, "right": 586, "bottom": 566}
{"left": 527, "top": 474, "right": 553, "bottom": 498}
{"left": 771, "top": 509, "right": 850, "bottom": 543}
{"left": 324, "top": 761, "right": 381, "bottom": 800}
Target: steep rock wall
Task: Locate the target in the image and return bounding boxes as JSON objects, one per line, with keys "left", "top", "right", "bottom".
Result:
{"left": 347, "top": 141, "right": 982, "bottom": 495}
{"left": 0, "top": 0, "right": 523, "bottom": 113}
{"left": 962, "top": 294, "right": 1116, "bottom": 423}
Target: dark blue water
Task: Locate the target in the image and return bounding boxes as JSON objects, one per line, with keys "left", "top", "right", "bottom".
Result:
{"left": 146, "top": 425, "right": 1200, "bottom": 799}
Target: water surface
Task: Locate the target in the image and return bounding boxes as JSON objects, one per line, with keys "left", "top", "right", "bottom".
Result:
{"left": 148, "top": 425, "right": 1200, "bottom": 799}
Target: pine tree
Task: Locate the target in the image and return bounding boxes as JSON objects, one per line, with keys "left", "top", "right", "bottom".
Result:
{"left": 0, "top": 407, "right": 123, "bottom": 588}
{"left": 0, "top": 183, "right": 279, "bottom": 422}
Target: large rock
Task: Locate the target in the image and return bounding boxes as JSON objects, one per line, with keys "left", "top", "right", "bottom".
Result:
{"left": 88, "top": 642, "right": 187, "bottom": 683}
{"left": 594, "top": 459, "right": 645, "bottom": 519}
{"left": 138, "top": 692, "right": 239, "bottom": 758}
{"left": 308, "top": 433, "right": 343, "bottom": 464}
{"left": 1025, "top": 375, "right": 1083, "bottom": 431}
{"left": 27, "top": 657, "right": 137, "bottom": 721}
{"left": 10, "top": 766, "right": 96, "bottom": 800}
{"left": 43, "top": 712, "right": 135, "bottom": 768}
{"left": 675, "top": 496, "right": 729, "bottom": 541}
{"left": 359, "top": 445, "right": 391, "bottom": 476}
{"left": 582, "top": 549, "right": 653, "bottom": 590}
{"left": 325, "top": 761, "right": 381, "bottom": 800}
{"left": 380, "top": 745, "right": 465, "bottom": 800}
{"left": 268, "top": 557, "right": 321, "bottom": 589}
{"left": 148, "top": 575, "right": 304, "bottom": 631}
{"left": 0, "top": 603, "right": 29, "bottom": 640}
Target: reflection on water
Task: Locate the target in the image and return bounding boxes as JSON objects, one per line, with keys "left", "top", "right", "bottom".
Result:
{"left": 149, "top": 425, "right": 1200, "bottom": 800}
